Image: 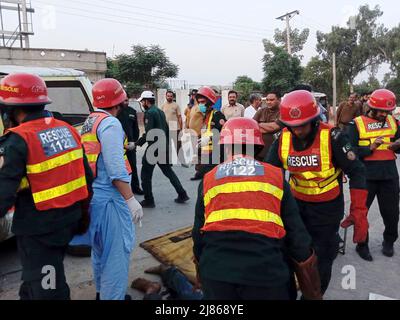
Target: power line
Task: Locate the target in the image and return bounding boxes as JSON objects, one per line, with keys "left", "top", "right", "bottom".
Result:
{"left": 34, "top": 4, "right": 263, "bottom": 44}
{"left": 90, "top": 0, "right": 275, "bottom": 34}
{"left": 35, "top": 0, "right": 268, "bottom": 41}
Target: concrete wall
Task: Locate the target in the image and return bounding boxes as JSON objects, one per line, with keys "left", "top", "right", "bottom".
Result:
{"left": 0, "top": 47, "right": 107, "bottom": 82}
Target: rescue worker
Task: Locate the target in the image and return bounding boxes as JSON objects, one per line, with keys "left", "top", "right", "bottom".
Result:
{"left": 190, "top": 86, "right": 226, "bottom": 180}
{"left": 193, "top": 117, "right": 322, "bottom": 300}
{"left": 0, "top": 73, "right": 92, "bottom": 300}
{"left": 266, "top": 90, "right": 369, "bottom": 295}
{"left": 347, "top": 89, "right": 400, "bottom": 260}
{"left": 81, "top": 78, "right": 143, "bottom": 300}
{"left": 135, "top": 90, "right": 189, "bottom": 208}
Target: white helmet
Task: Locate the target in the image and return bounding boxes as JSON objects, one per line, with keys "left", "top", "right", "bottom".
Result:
{"left": 138, "top": 90, "right": 155, "bottom": 102}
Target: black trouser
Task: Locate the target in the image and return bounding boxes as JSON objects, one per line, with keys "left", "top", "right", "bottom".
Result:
{"left": 304, "top": 223, "right": 339, "bottom": 295}
{"left": 366, "top": 179, "right": 400, "bottom": 244}
{"left": 126, "top": 150, "right": 141, "bottom": 192}
{"left": 141, "top": 153, "right": 185, "bottom": 202}
{"left": 16, "top": 224, "right": 77, "bottom": 300}
{"left": 201, "top": 278, "right": 290, "bottom": 300}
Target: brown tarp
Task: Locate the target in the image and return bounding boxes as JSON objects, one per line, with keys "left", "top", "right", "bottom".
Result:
{"left": 140, "top": 226, "right": 197, "bottom": 284}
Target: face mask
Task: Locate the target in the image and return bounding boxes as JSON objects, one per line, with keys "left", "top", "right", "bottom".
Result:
{"left": 199, "top": 104, "right": 207, "bottom": 114}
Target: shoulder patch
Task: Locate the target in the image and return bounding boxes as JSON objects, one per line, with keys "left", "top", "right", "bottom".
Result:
{"left": 331, "top": 127, "right": 342, "bottom": 141}
{"left": 347, "top": 150, "right": 356, "bottom": 161}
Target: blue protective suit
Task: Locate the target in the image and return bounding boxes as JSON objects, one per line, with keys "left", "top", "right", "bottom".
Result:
{"left": 89, "top": 109, "right": 135, "bottom": 300}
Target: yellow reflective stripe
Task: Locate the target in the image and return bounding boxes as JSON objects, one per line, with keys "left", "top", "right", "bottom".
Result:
{"left": 358, "top": 140, "right": 370, "bottom": 146}
{"left": 32, "top": 176, "right": 87, "bottom": 204}
{"left": 207, "top": 110, "right": 215, "bottom": 133}
{"left": 26, "top": 149, "right": 83, "bottom": 174}
{"left": 86, "top": 154, "right": 98, "bottom": 162}
{"left": 19, "top": 177, "right": 30, "bottom": 190}
{"left": 206, "top": 208, "right": 284, "bottom": 227}
{"left": 204, "top": 181, "right": 283, "bottom": 207}
{"left": 123, "top": 154, "right": 128, "bottom": 160}
{"left": 356, "top": 115, "right": 397, "bottom": 139}
{"left": 297, "top": 167, "right": 336, "bottom": 179}
{"left": 291, "top": 169, "right": 342, "bottom": 188}
{"left": 281, "top": 131, "right": 291, "bottom": 170}
{"left": 81, "top": 133, "right": 98, "bottom": 143}
{"left": 290, "top": 178, "right": 339, "bottom": 195}
{"left": 320, "top": 129, "right": 330, "bottom": 172}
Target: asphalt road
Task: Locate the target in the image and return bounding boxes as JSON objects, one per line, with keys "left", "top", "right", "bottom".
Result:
{"left": 1, "top": 153, "right": 399, "bottom": 300}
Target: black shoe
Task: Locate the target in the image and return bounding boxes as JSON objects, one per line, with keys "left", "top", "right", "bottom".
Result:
{"left": 96, "top": 292, "right": 100, "bottom": 300}
{"left": 140, "top": 199, "right": 155, "bottom": 208}
{"left": 125, "top": 294, "right": 132, "bottom": 300}
{"left": 174, "top": 192, "right": 190, "bottom": 204}
{"left": 356, "top": 244, "right": 373, "bottom": 261}
{"left": 382, "top": 241, "right": 394, "bottom": 257}
{"left": 132, "top": 188, "right": 144, "bottom": 196}
{"left": 190, "top": 175, "right": 202, "bottom": 181}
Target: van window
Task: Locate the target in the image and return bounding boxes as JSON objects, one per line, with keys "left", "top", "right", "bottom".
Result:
{"left": 46, "top": 80, "right": 91, "bottom": 116}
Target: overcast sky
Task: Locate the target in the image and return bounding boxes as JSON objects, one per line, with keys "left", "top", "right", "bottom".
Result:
{"left": 4, "top": 0, "right": 400, "bottom": 85}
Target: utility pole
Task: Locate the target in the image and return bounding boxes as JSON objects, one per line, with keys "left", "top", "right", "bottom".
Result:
{"left": 276, "top": 10, "right": 299, "bottom": 55}
{"left": 332, "top": 53, "right": 337, "bottom": 120}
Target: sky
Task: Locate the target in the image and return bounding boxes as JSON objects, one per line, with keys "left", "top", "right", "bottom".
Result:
{"left": 3, "top": 0, "right": 400, "bottom": 86}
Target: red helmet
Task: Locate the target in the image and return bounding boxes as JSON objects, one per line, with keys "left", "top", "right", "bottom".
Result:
{"left": 220, "top": 118, "right": 264, "bottom": 146}
{"left": 367, "top": 89, "right": 396, "bottom": 111}
{"left": 0, "top": 73, "right": 51, "bottom": 106}
{"left": 280, "top": 90, "right": 320, "bottom": 127}
{"left": 92, "top": 78, "right": 127, "bottom": 109}
{"left": 196, "top": 86, "right": 217, "bottom": 105}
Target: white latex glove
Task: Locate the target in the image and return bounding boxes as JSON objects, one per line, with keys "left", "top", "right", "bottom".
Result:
{"left": 126, "top": 196, "right": 143, "bottom": 225}
{"left": 126, "top": 142, "right": 136, "bottom": 151}
{"left": 200, "top": 135, "right": 211, "bottom": 147}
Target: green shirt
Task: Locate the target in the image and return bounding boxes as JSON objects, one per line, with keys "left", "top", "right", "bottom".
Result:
{"left": 136, "top": 105, "right": 169, "bottom": 147}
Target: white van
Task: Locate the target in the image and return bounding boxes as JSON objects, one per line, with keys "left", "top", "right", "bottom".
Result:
{"left": 0, "top": 65, "right": 94, "bottom": 242}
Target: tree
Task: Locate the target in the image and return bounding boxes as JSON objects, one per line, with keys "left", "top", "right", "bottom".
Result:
{"left": 233, "top": 76, "right": 261, "bottom": 105}
{"left": 354, "top": 76, "right": 381, "bottom": 94}
{"left": 378, "top": 25, "right": 400, "bottom": 77}
{"left": 106, "top": 44, "right": 179, "bottom": 94}
{"left": 302, "top": 56, "right": 333, "bottom": 98}
{"left": 316, "top": 5, "right": 387, "bottom": 92}
{"left": 274, "top": 27, "right": 310, "bottom": 58}
{"left": 261, "top": 43, "right": 303, "bottom": 94}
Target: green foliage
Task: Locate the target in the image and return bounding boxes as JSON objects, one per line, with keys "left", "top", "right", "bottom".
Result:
{"left": 274, "top": 27, "right": 310, "bottom": 58}
{"left": 384, "top": 76, "right": 400, "bottom": 100}
{"left": 106, "top": 44, "right": 178, "bottom": 94}
{"left": 353, "top": 76, "right": 381, "bottom": 94}
{"left": 316, "top": 4, "right": 386, "bottom": 91}
{"left": 233, "top": 76, "right": 261, "bottom": 105}
{"left": 261, "top": 43, "right": 303, "bottom": 94}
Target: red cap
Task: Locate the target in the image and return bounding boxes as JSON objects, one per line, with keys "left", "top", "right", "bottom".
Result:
{"left": 0, "top": 73, "right": 51, "bottom": 106}
{"left": 368, "top": 89, "right": 397, "bottom": 111}
{"left": 280, "top": 90, "right": 320, "bottom": 127}
{"left": 220, "top": 118, "right": 264, "bottom": 146}
{"left": 92, "top": 78, "right": 127, "bottom": 109}
{"left": 196, "top": 86, "right": 217, "bottom": 105}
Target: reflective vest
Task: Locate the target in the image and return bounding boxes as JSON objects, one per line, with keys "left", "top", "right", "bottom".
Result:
{"left": 8, "top": 117, "right": 88, "bottom": 211}
{"left": 202, "top": 155, "right": 286, "bottom": 239}
{"left": 279, "top": 123, "right": 342, "bottom": 203}
{"left": 354, "top": 115, "right": 397, "bottom": 161}
{"left": 80, "top": 112, "right": 132, "bottom": 178}
{"left": 201, "top": 110, "right": 215, "bottom": 154}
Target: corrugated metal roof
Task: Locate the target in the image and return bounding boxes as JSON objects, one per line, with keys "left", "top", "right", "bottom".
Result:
{"left": 0, "top": 65, "right": 86, "bottom": 77}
